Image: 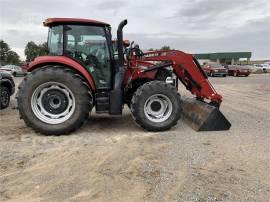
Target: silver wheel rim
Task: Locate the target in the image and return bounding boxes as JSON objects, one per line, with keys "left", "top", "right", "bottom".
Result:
{"left": 144, "top": 94, "right": 173, "bottom": 123}
{"left": 31, "top": 82, "right": 75, "bottom": 124}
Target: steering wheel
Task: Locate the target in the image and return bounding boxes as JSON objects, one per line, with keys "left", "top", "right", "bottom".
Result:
{"left": 65, "top": 50, "right": 84, "bottom": 60}
{"left": 74, "top": 51, "right": 85, "bottom": 61}
{"left": 85, "top": 54, "right": 101, "bottom": 67}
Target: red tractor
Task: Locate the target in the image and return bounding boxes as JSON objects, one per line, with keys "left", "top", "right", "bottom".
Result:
{"left": 17, "top": 18, "right": 230, "bottom": 135}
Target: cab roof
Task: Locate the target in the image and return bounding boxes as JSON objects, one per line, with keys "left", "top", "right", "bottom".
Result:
{"left": 44, "top": 18, "right": 110, "bottom": 26}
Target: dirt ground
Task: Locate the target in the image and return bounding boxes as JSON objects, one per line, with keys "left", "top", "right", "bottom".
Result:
{"left": 0, "top": 74, "right": 269, "bottom": 202}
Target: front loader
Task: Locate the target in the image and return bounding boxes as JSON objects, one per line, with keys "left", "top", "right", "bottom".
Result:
{"left": 17, "top": 18, "right": 231, "bottom": 135}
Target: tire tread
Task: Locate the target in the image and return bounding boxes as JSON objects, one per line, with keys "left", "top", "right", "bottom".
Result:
{"left": 131, "top": 81, "right": 181, "bottom": 131}
{"left": 17, "top": 65, "right": 92, "bottom": 135}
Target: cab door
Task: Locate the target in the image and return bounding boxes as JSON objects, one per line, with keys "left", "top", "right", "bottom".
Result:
{"left": 64, "top": 25, "right": 112, "bottom": 89}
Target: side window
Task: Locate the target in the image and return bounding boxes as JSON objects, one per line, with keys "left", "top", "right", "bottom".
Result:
{"left": 48, "top": 25, "right": 63, "bottom": 55}
{"left": 79, "top": 35, "right": 109, "bottom": 65}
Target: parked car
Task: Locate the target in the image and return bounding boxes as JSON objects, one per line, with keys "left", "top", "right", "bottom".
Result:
{"left": 0, "top": 70, "right": 15, "bottom": 109}
{"left": 253, "top": 64, "right": 270, "bottom": 73}
{"left": 202, "top": 63, "right": 228, "bottom": 77}
{"left": 227, "top": 65, "right": 250, "bottom": 77}
{"left": 261, "top": 64, "right": 270, "bottom": 72}
{"left": 21, "top": 63, "right": 29, "bottom": 72}
{"left": 0, "top": 65, "right": 27, "bottom": 76}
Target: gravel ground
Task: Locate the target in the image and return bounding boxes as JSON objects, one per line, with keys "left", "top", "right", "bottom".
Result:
{"left": 0, "top": 74, "right": 269, "bottom": 202}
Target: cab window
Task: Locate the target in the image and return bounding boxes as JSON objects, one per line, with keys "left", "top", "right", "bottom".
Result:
{"left": 48, "top": 25, "right": 63, "bottom": 55}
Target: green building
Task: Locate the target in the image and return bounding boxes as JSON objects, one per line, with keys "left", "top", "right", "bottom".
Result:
{"left": 194, "top": 52, "right": 252, "bottom": 65}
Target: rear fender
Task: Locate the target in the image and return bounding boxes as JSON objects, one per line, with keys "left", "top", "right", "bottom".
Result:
{"left": 28, "top": 56, "right": 96, "bottom": 91}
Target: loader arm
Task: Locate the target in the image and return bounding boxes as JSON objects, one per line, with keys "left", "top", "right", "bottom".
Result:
{"left": 141, "top": 50, "right": 222, "bottom": 106}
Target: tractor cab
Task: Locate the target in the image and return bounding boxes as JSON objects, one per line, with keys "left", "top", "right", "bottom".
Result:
{"left": 43, "top": 18, "right": 128, "bottom": 115}
{"left": 45, "top": 18, "right": 115, "bottom": 90}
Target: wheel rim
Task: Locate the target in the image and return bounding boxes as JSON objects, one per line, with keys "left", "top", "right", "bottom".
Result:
{"left": 1, "top": 90, "right": 9, "bottom": 106}
{"left": 31, "top": 82, "right": 75, "bottom": 124}
{"left": 144, "top": 94, "right": 173, "bottom": 123}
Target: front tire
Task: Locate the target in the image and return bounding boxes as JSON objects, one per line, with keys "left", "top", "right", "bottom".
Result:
{"left": 0, "top": 87, "right": 10, "bottom": 109}
{"left": 131, "top": 81, "right": 181, "bottom": 131}
{"left": 17, "top": 66, "right": 93, "bottom": 135}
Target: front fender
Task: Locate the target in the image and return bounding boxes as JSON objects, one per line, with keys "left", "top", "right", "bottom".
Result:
{"left": 28, "top": 56, "right": 96, "bottom": 91}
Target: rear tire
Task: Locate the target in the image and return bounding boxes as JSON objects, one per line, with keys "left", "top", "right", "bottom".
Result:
{"left": 131, "top": 81, "right": 181, "bottom": 131}
{"left": 17, "top": 66, "right": 93, "bottom": 135}
{"left": 0, "top": 87, "right": 10, "bottom": 109}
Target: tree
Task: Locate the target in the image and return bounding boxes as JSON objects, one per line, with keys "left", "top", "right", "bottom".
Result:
{"left": 24, "top": 41, "right": 48, "bottom": 62}
{"left": 0, "top": 40, "right": 10, "bottom": 65}
{"left": 160, "top": 46, "right": 171, "bottom": 51}
{"left": 24, "top": 41, "right": 39, "bottom": 62}
{"left": 6, "top": 51, "right": 20, "bottom": 65}
{"left": 38, "top": 42, "right": 48, "bottom": 56}
{"left": 0, "top": 40, "right": 21, "bottom": 65}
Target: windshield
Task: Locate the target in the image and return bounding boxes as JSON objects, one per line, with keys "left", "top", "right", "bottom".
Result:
{"left": 211, "top": 64, "right": 223, "bottom": 68}
{"left": 48, "top": 25, "right": 63, "bottom": 55}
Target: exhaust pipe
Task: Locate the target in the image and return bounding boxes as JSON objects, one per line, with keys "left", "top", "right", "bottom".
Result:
{"left": 110, "top": 19, "right": 128, "bottom": 115}
{"left": 117, "top": 19, "right": 128, "bottom": 68}
{"left": 181, "top": 97, "right": 231, "bottom": 131}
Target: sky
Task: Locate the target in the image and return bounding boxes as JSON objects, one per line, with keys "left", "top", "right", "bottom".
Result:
{"left": 0, "top": 0, "right": 269, "bottom": 60}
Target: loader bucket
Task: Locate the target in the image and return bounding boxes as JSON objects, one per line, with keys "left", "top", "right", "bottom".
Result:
{"left": 181, "top": 97, "right": 231, "bottom": 131}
